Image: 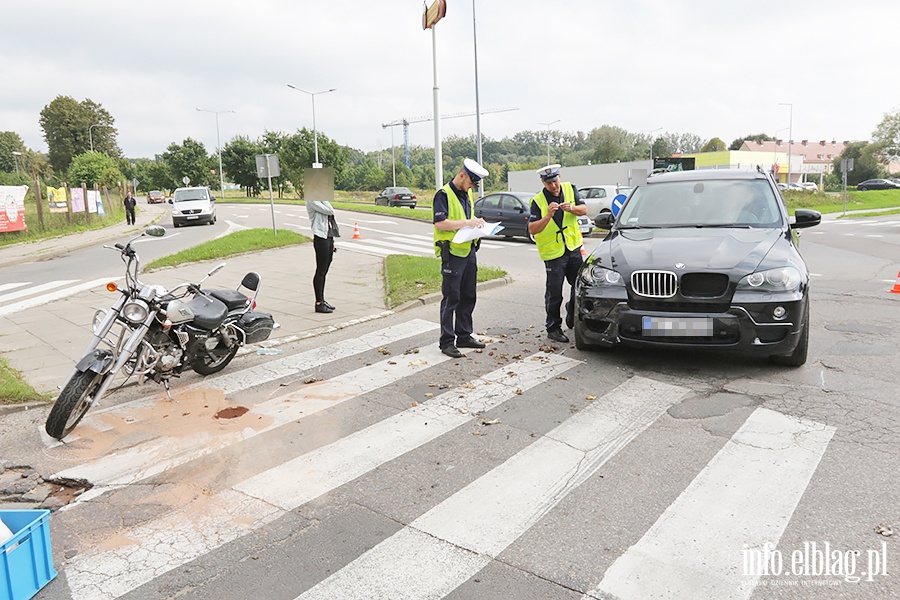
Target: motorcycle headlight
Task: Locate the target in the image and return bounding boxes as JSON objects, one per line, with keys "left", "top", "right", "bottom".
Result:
{"left": 582, "top": 265, "right": 624, "bottom": 287}
{"left": 122, "top": 299, "right": 150, "bottom": 323}
{"left": 737, "top": 267, "right": 802, "bottom": 291}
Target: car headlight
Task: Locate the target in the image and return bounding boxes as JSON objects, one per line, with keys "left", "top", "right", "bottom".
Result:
{"left": 737, "top": 267, "right": 802, "bottom": 291}
{"left": 582, "top": 265, "right": 624, "bottom": 286}
{"left": 122, "top": 299, "right": 150, "bottom": 323}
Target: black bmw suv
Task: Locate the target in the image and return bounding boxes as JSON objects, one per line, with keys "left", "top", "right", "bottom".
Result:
{"left": 573, "top": 167, "right": 821, "bottom": 366}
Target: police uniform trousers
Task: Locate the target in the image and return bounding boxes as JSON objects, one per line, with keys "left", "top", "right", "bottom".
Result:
{"left": 544, "top": 249, "right": 583, "bottom": 332}
{"left": 440, "top": 250, "right": 477, "bottom": 349}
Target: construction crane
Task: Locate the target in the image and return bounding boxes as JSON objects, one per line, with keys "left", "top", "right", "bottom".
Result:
{"left": 382, "top": 107, "right": 518, "bottom": 168}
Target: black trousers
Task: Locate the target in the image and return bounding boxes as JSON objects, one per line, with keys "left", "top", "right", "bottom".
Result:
{"left": 125, "top": 208, "right": 135, "bottom": 225}
{"left": 313, "top": 235, "right": 334, "bottom": 303}
{"left": 439, "top": 251, "right": 477, "bottom": 349}
{"left": 544, "top": 249, "right": 583, "bottom": 332}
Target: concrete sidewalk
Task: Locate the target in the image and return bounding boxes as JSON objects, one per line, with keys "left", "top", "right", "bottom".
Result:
{"left": 0, "top": 204, "right": 390, "bottom": 396}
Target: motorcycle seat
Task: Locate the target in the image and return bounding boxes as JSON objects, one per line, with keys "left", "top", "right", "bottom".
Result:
{"left": 186, "top": 295, "right": 228, "bottom": 329}
{"left": 207, "top": 289, "right": 249, "bottom": 312}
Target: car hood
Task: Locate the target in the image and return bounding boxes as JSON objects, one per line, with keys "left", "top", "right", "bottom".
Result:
{"left": 173, "top": 200, "right": 210, "bottom": 211}
{"left": 596, "top": 227, "right": 783, "bottom": 274}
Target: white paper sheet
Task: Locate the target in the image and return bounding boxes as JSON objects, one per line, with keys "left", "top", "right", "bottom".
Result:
{"left": 452, "top": 222, "right": 504, "bottom": 243}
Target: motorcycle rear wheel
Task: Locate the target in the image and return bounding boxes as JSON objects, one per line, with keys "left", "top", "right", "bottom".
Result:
{"left": 190, "top": 340, "right": 239, "bottom": 375}
{"left": 45, "top": 370, "right": 103, "bottom": 440}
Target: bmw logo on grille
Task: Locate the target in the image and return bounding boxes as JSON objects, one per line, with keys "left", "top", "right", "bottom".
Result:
{"left": 674, "top": 262, "right": 686, "bottom": 269}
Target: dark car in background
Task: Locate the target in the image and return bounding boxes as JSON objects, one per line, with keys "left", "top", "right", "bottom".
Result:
{"left": 375, "top": 187, "right": 417, "bottom": 208}
{"left": 146, "top": 190, "right": 166, "bottom": 204}
{"left": 473, "top": 192, "right": 534, "bottom": 241}
{"left": 574, "top": 168, "right": 821, "bottom": 366}
{"left": 856, "top": 179, "right": 900, "bottom": 191}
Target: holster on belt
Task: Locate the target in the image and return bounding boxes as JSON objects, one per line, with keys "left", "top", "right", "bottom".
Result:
{"left": 436, "top": 240, "right": 451, "bottom": 271}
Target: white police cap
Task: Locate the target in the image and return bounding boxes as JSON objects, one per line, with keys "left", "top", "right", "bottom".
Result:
{"left": 463, "top": 158, "right": 489, "bottom": 182}
{"left": 537, "top": 164, "right": 561, "bottom": 182}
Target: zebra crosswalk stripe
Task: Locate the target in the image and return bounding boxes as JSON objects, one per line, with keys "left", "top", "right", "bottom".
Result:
{"left": 0, "top": 278, "right": 101, "bottom": 317}
{"left": 590, "top": 407, "right": 835, "bottom": 600}
{"left": 55, "top": 343, "right": 450, "bottom": 497}
{"left": 295, "top": 376, "right": 690, "bottom": 600}
{"left": 62, "top": 351, "right": 581, "bottom": 600}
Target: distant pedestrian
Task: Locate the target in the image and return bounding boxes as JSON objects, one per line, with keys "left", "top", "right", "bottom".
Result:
{"left": 433, "top": 158, "right": 489, "bottom": 358}
{"left": 307, "top": 199, "right": 340, "bottom": 313}
{"left": 123, "top": 192, "right": 137, "bottom": 225}
{"left": 528, "top": 164, "right": 588, "bottom": 344}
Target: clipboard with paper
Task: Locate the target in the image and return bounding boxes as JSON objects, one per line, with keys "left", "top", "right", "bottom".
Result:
{"left": 452, "top": 221, "right": 504, "bottom": 243}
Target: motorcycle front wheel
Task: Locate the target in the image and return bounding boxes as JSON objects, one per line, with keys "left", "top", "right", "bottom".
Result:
{"left": 45, "top": 370, "right": 103, "bottom": 440}
{"left": 190, "top": 338, "right": 239, "bottom": 375}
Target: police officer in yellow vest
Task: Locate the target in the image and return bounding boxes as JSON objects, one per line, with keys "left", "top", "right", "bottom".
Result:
{"left": 433, "top": 158, "right": 490, "bottom": 358}
{"left": 528, "top": 164, "right": 588, "bottom": 344}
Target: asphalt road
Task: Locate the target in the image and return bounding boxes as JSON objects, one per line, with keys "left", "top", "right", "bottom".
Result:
{"left": 0, "top": 209, "right": 898, "bottom": 600}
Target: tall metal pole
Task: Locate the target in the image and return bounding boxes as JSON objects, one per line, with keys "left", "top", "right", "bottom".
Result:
{"left": 538, "top": 120, "right": 560, "bottom": 165}
{"left": 11, "top": 151, "right": 21, "bottom": 174}
{"left": 643, "top": 127, "right": 662, "bottom": 163}
{"left": 196, "top": 108, "right": 234, "bottom": 201}
{"left": 779, "top": 103, "right": 792, "bottom": 185}
{"left": 287, "top": 85, "right": 336, "bottom": 167}
{"left": 432, "top": 26, "right": 443, "bottom": 189}
{"left": 472, "top": 0, "right": 483, "bottom": 197}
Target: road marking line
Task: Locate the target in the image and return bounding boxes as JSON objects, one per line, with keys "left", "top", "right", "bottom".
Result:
{"left": 0, "top": 278, "right": 111, "bottom": 318}
{"left": 0, "top": 279, "right": 77, "bottom": 304}
{"left": 590, "top": 407, "right": 835, "bottom": 600}
{"left": 55, "top": 349, "right": 449, "bottom": 495}
{"left": 62, "top": 352, "right": 580, "bottom": 600}
{"left": 296, "top": 376, "right": 689, "bottom": 600}
{"left": 236, "top": 351, "right": 581, "bottom": 509}
{"left": 0, "top": 282, "right": 30, "bottom": 294}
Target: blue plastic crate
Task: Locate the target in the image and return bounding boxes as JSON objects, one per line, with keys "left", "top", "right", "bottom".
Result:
{"left": 1, "top": 510, "right": 58, "bottom": 600}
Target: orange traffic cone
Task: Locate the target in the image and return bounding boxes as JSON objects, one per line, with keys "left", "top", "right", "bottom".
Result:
{"left": 581, "top": 247, "right": 587, "bottom": 257}
{"left": 890, "top": 271, "right": 900, "bottom": 294}
{"left": 352, "top": 222, "right": 361, "bottom": 240}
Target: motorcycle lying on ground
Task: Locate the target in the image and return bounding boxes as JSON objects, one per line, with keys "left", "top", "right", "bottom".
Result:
{"left": 45, "top": 225, "right": 277, "bottom": 440}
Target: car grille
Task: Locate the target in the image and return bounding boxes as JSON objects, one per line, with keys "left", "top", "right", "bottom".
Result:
{"left": 679, "top": 273, "right": 730, "bottom": 297}
{"left": 631, "top": 270, "right": 677, "bottom": 298}
{"left": 183, "top": 209, "right": 202, "bottom": 214}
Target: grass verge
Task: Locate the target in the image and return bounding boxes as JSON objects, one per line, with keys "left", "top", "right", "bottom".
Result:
{"left": 145, "top": 228, "right": 310, "bottom": 270}
{"left": 0, "top": 355, "right": 47, "bottom": 405}
{"left": 384, "top": 254, "right": 508, "bottom": 308}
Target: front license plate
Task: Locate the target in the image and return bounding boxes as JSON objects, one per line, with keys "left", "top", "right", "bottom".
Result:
{"left": 187, "top": 215, "right": 199, "bottom": 220}
{"left": 642, "top": 316, "right": 713, "bottom": 337}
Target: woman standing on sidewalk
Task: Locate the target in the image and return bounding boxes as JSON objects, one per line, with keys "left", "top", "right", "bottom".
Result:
{"left": 306, "top": 200, "right": 340, "bottom": 313}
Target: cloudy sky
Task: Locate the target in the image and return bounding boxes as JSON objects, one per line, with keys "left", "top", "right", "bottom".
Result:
{"left": 2, "top": 0, "right": 895, "bottom": 160}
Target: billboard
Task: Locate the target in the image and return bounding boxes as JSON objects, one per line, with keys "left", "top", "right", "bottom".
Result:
{"left": 0, "top": 186, "right": 28, "bottom": 233}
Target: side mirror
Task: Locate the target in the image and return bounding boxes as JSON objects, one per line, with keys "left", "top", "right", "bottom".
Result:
{"left": 790, "top": 209, "right": 821, "bottom": 229}
{"left": 210, "top": 196, "right": 216, "bottom": 202}
{"left": 594, "top": 212, "right": 614, "bottom": 229}
{"left": 168, "top": 198, "right": 173, "bottom": 204}
{"left": 144, "top": 225, "right": 166, "bottom": 238}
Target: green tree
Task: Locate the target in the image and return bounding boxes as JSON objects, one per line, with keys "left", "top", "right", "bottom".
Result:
{"left": 701, "top": 137, "right": 727, "bottom": 153}
{"left": 833, "top": 141, "right": 884, "bottom": 185}
{"left": 871, "top": 109, "right": 900, "bottom": 162}
{"left": 728, "top": 133, "right": 773, "bottom": 151}
{"left": 589, "top": 125, "right": 639, "bottom": 164}
{"left": 222, "top": 136, "right": 264, "bottom": 196}
{"left": 67, "top": 151, "right": 124, "bottom": 189}
{"left": 162, "top": 138, "right": 216, "bottom": 188}
{"left": 0, "top": 131, "right": 26, "bottom": 173}
{"left": 39, "top": 96, "right": 120, "bottom": 175}
{"left": 132, "top": 158, "right": 173, "bottom": 193}
{"left": 279, "top": 128, "right": 347, "bottom": 196}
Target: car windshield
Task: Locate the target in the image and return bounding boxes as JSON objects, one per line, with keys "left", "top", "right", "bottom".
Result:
{"left": 149, "top": 190, "right": 161, "bottom": 196}
{"left": 617, "top": 179, "right": 783, "bottom": 229}
{"left": 173, "top": 190, "right": 207, "bottom": 202}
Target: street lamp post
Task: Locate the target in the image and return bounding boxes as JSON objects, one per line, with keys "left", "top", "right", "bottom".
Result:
{"left": 643, "top": 127, "right": 662, "bottom": 162}
{"left": 89, "top": 123, "right": 111, "bottom": 153}
{"left": 11, "top": 151, "right": 22, "bottom": 174}
{"left": 779, "top": 103, "right": 793, "bottom": 185}
{"left": 538, "top": 120, "right": 560, "bottom": 165}
{"left": 196, "top": 108, "right": 235, "bottom": 201}
{"left": 287, "top": 84, "right": 336, "bottom": 167}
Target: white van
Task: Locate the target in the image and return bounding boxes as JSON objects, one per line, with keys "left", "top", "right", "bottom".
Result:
{"left": 578, "top": 184, "right": 633, "bottom": 218}
{"left": 171, "top": 186, "right": 217, "bottom": 227}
